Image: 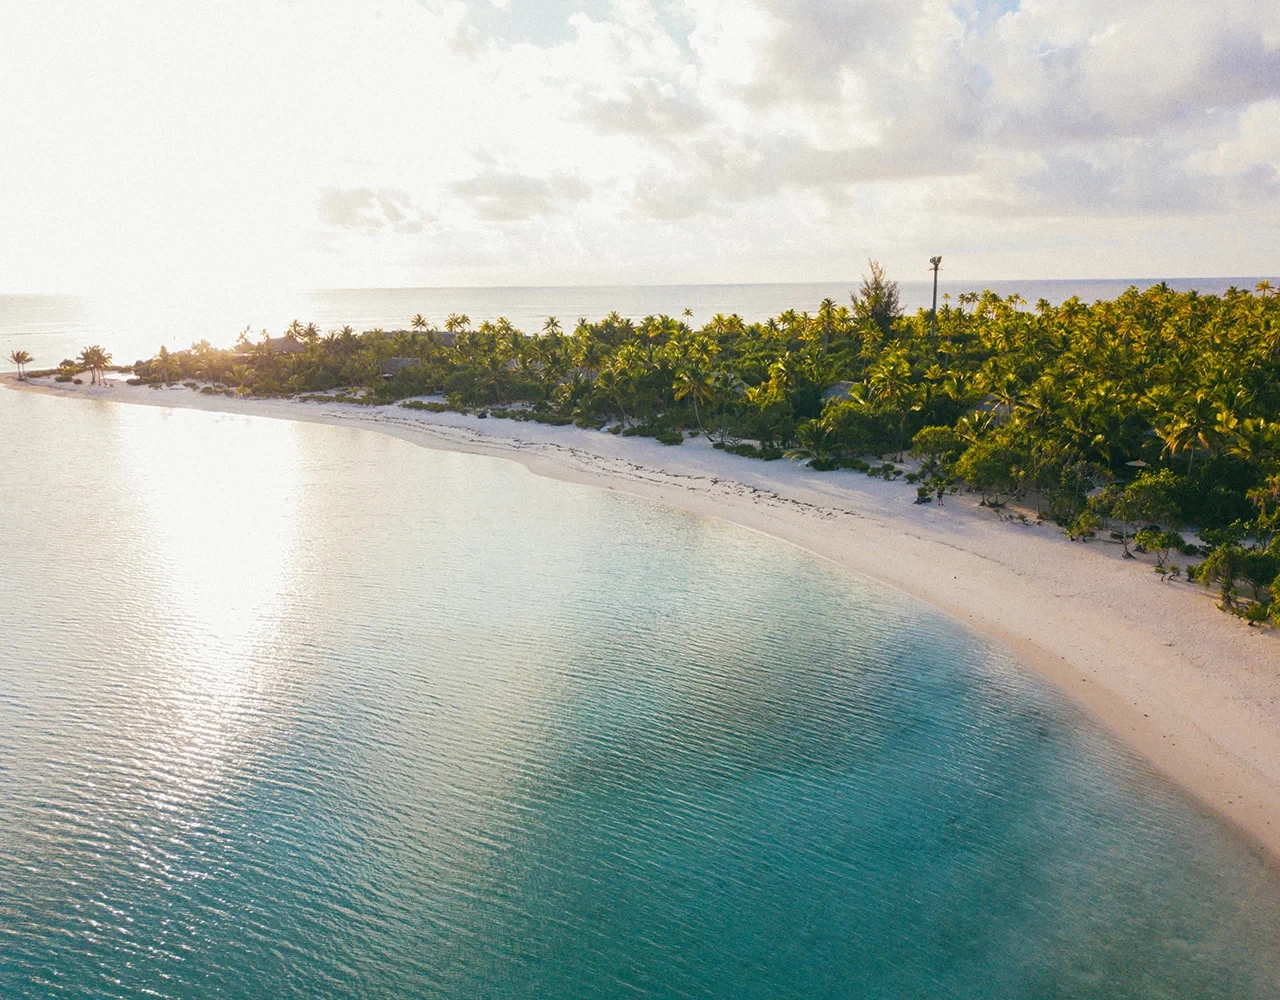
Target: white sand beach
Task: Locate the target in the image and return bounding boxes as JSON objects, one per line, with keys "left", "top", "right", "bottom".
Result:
{"left": 9, "top": 373, "right": 1280, "bottom": 861}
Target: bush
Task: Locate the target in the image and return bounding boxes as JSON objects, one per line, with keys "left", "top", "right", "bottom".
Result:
{"left": 400, "top": 400, "right": 458, "bottom": 413}
{"left": 1238, "top": 603, "right": 1270, "bottom": 626}
{"left": 183, "top": 381, "right": 198, "bottom": 390}
{"left": 55, "top": 374, "right": 72, "bottom": 382}
{"left": 72, "top": 378, "right": 83, "bottom": 384}
{"left": 655, "top": 430, "right": 684, "bottom": 445}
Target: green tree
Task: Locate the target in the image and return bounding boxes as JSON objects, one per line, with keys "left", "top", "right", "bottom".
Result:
{"left": 1124, "top": 468, "right": 1182, "bottom": 528}
{"left": 1134, "top": 527, "right": 1186, "bottom": 569}
{"left": 853, "top": 259, "right": 901, "bottom": 334}
{"left": 910, "top": 425, "right": 963, "bottom": 479}
{"left": 1198, "top": 545, "right": 1246, "bottom": 610}
{"left": 954, "top": 437, "right": 1021, "bottom": 505}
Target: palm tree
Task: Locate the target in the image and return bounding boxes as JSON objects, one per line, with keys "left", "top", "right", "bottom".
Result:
{"left": 572, "top": 329, "right": 607, "bottom": 380}
{"left": 594, "top": 366, "right": 631, "bottom": 425}
{"left": 785, "top": 419, "right": 836, "bottom": 464}
{"left": 8, "top": 350, "right": 32, "bottom": 380}
{"left": 673, "top": 367, "right": 715, "bottom": 436}
{"left": 1156, "top": 391, "right": 1221, "bottom": 472}
{"left": 77, "top": 345, "right": 111, "bottom": 385}
{"left": 411, "top": 313, "right": 429, "bottom": 333}
{"left": 231, "top": 364, "right": 252, "bottom": 395}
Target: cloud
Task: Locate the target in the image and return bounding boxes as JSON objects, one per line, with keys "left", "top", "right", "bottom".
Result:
{"left": 4, "top": 0, "right": 1278, "bottom": 293}
{"left": 315, "top": 187, "right": 433, "bottom": 235}
{"left": 574, "top": 79, "right": 710, "bottom": 138}
{"left": 450, "top": 170, "right": 592, "bottom": 221}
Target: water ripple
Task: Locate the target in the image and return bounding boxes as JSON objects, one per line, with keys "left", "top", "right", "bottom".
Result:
{"left": 3, "top": 392, "right": 1280, "bottom": 998}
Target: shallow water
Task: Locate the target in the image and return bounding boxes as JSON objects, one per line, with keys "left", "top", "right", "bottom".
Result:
{"left": 2, "top": 387, "right": 1279, "bottom": 999}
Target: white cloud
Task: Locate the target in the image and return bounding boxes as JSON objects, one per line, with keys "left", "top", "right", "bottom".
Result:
{"left": 1, "top": 0, "right": 1276, "bottom": 294}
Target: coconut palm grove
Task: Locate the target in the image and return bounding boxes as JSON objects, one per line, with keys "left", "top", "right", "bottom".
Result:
{"left": 44, "top": 270, "right": 1280, "bottom": 624}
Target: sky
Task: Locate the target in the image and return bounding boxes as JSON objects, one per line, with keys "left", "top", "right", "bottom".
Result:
{"left": 2, "top": 0, "right": 1278, "bottom": 294}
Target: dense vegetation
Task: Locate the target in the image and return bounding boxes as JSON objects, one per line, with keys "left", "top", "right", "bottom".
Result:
{"left": 90, "top": 273, "right": 1280, "bottom": 625}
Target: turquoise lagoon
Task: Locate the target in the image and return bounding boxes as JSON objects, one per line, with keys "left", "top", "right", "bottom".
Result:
{"left": 1, "top": 387, "right": 1279, "bottom": 998}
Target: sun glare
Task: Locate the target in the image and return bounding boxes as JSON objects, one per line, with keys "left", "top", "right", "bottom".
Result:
{"left": 116, "top": 404, "right": 304, "bottom": 790}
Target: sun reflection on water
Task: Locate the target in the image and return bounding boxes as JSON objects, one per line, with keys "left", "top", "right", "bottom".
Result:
{"left": 114, "top": 404, "right": 304, "bottom": 798}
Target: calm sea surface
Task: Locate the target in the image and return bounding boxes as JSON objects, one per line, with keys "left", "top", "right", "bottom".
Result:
{"left": 0, "top": 278, "right": 1266, "bottom": 374}
{"left": 2, "top": 387, "right": 1280, "bottom": 998}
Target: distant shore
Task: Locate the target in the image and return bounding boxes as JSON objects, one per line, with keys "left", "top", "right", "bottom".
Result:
{"left": 9, "top": 371, "right": 1280, "bottom": 863}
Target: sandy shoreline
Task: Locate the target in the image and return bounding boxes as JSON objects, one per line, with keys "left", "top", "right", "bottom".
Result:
{"left": 9, "top": 374, "right": 1280, "bottom": 862}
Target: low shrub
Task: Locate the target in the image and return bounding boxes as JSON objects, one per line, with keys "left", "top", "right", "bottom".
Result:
{"left": 1238, "top": 603, "right": 1270, "bottom": 625}
{"left": 55, "top": 374, "right": 72, "bottom": 382}
{"left": 865, "top": 462, "right": 902, "bottom": 480}
{"left": 400, "top": 400, "right": 458, "bottom": 413}
{"left": 655, "top": 430, "right": 684, "bottom": 445}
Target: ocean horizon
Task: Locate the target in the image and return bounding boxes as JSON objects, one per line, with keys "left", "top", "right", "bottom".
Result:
{"left": 1, "top": 276, "right": 1268, "bottom": 373}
